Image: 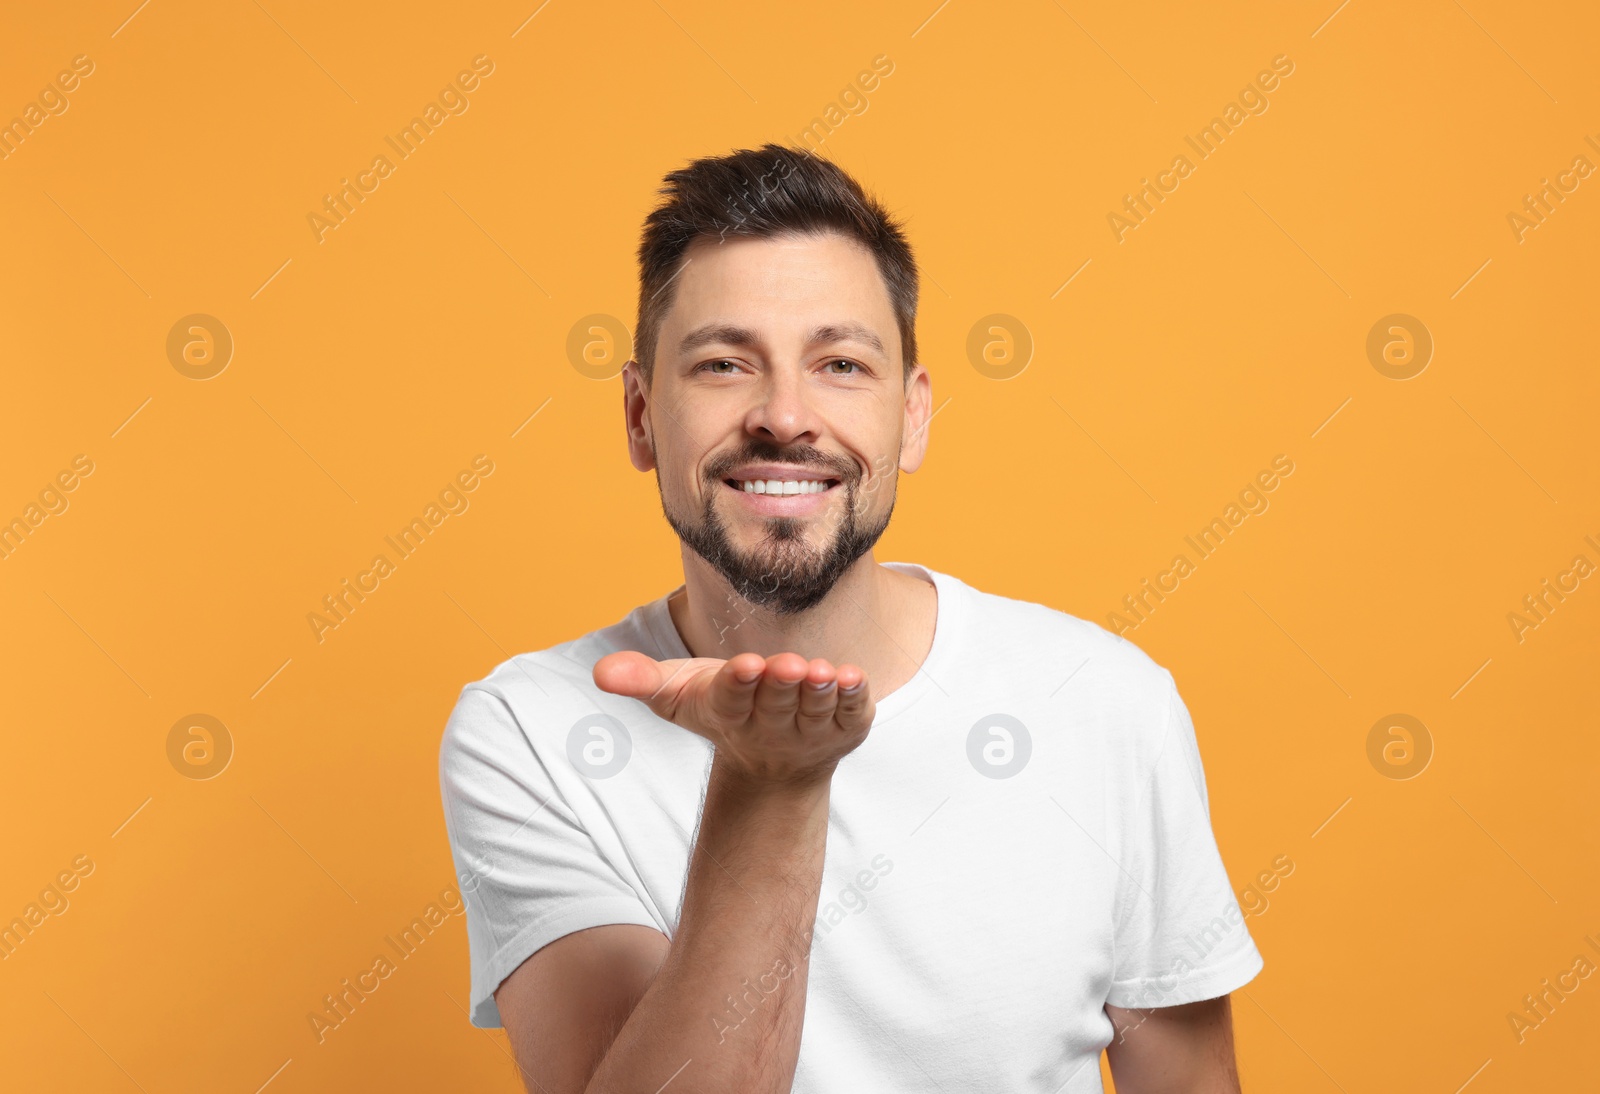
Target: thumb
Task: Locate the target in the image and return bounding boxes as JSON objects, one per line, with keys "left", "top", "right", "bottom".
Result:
{"left": 593, "top": 651, "right": 691, "bottom": 705}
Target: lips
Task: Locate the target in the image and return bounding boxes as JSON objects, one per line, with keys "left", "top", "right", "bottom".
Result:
{"left": 722, "top": 462, "right": 843, "bottom": 493}
{"left": 724, "top": 477, "right": 841, "bottom": 495}
{"left": 717, "top": 473, "right": 842, "bottom": 516}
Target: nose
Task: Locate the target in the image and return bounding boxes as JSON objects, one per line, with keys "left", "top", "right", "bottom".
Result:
{"left": 743, "top": 365, "right": 821, "bottom": 446}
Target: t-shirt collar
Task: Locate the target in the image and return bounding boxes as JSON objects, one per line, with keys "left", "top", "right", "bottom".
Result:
{"left": 636, "top": 561, "right": 963, "bottom": 728}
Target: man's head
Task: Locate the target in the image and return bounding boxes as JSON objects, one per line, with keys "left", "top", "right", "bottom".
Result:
{"left": 623, "top": 145, "right": 932, "bottom": 615}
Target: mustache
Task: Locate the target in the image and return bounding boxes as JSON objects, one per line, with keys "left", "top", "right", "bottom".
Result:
{"left": 704, "top": 444, "right": 858, "bottom": 484}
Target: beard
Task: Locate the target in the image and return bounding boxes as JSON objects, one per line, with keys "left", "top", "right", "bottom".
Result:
{"left": 658, "top": 442, "right": 894, "bottom": 615}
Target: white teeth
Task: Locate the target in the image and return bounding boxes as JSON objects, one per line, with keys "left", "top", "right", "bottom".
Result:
{"left": 740, "top": 479, "right": 829, "bottom": 495}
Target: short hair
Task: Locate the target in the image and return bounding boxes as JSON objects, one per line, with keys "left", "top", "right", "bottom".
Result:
{"left": 633, "top": 143, "right": 919, "bottom": 387}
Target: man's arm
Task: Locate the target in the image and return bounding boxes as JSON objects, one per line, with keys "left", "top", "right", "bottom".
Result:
{"left": 1104, "top": 996, "right": 1241, "bottom": 1094}
{"left": 495, "top": 923, "right": 669, "bottom": 1091}
{"left": 494, "top": 651, "right": 872, "bottom": 1094}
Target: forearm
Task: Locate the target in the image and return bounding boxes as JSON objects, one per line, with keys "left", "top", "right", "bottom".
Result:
{"left": 583, "top": 762, "right": 830, "bottom": 1094}
{"left": 1105, "top": 996, "right": 1241, "bottom": 1094}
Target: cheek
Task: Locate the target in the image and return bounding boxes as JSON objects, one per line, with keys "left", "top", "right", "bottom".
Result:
{"left": 848, "top": 468, "right": 895, "bottom": 517}
{"left": 685, "top": 467, "right": 719, "bottom": 506}
{"left": 649, "top": 427, "right": 712, "bottom": 497}
{"left": 863, "top": 450, "right": 899, "bottom": 491}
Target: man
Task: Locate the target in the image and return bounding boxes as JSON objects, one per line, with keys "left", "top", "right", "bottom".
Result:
{"left": 439, "top": 144, "right": 1263, "bottom": 1093}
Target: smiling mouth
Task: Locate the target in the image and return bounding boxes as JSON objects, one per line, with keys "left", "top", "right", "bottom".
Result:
{"left": 722, "top": 477, "right": 842, "bottom": 495}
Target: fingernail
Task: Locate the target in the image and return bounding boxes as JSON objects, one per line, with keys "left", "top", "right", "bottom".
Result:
{"left": 807, "top": 680, "right": 835, "bottom": 691}
{"left": 735, "top": 669, "right": 761, "bottom": 683}
{"left": 840, "top": 681, "right": 863, "bottom": 694}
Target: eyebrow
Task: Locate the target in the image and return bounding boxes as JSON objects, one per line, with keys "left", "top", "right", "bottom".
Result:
{"left": 677, "top": 322, "right": 887, "bottom": 360}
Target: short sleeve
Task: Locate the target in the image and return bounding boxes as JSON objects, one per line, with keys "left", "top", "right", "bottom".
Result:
{"left": 1106, "top": 672, "right": 1263, "bottom": 1009}
{"left": 438, "top": 683, "right": 662, "bottom": 1028}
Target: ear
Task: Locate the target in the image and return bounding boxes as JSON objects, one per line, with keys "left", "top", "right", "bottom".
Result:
{"left": 898, "top": 364, "right": 933, "bottom": 474}
{"left": 622, "top": 361, "right": 656, "bottom": 473}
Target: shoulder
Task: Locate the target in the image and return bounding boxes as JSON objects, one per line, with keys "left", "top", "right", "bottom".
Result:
{"left": 954, "top": 573, "right": 1179, "bottom": 744}
{"left": 959, "top": 575, "right": 1175, "bottom": 690}
{"left": 437, "top": 614, "right": 643, "bottom": 769}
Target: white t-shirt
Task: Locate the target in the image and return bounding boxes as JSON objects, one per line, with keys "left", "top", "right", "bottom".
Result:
{"left": 438, "top": 561, "right": 1263, "bottom": 1092}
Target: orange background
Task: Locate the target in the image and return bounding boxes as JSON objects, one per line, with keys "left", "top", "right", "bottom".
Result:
{"left": 2, "top": 1, "right": 1597, "bottom": 1090}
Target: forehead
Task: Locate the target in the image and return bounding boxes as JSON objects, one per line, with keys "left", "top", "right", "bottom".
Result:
{"left": 658, "top": 230, "right": 898, "bottom": 357}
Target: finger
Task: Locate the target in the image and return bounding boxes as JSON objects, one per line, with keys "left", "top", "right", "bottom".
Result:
{"left": 706, "top": 652, "right": 767, "bottom": 724}
{"left": 594, "top": 653, "right": 709, "bottom": 726}
{"left": 751, "top": 652, "right": 809, "bottom": 721}
{"left": 593, "top": 651, "right": 670, "bottom": 699}
{"left": 832, "top": 664, "right": 874, "bottom": 730}
{"left": 797, "top": 659, "right": 839, "bottom": 721}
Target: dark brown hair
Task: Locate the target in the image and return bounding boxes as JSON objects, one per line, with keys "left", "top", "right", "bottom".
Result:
{"left": 633, "top": 143, "right": 919, "bottom": 386}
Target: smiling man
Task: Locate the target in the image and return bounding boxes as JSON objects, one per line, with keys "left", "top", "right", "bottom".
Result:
{"left": 438, "top": 144, "right": 1263, "bottom": 1094}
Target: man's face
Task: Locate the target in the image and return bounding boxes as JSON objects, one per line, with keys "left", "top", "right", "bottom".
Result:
{"left": 624, "top": 230, "right": 930, "bottom": 615}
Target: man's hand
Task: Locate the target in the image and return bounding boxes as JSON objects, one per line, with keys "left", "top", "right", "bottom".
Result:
{"left": 594, "top": 650, "right": 875, "bottom": 786}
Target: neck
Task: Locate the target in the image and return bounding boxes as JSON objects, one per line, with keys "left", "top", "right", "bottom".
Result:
{"left": 666, "top": 550, "right": 936, "bottom": 701}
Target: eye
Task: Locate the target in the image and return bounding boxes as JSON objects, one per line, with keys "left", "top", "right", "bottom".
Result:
{"left": 697, "top": 359, "right": 740, "bottom": 374}
{"left": 824, "top": 359, "right": 861, "bottom": 375}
